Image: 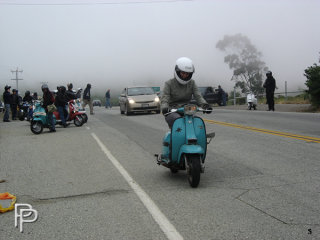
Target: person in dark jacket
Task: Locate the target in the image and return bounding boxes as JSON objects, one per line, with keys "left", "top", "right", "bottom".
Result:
{"left": 263, "top": 71, "right": 276, "bottom": 111}
{"left": 32, "top": 92, "right": 38, "bottom": 100}
{"left": 66, "top": 83, "right": 76, "bottom": 101}
{"left": 82, "top": 83, "right": 94, "bottom": 115}
{"left": 3, "top": 85, "right": 11, "bottom": 122}
{"left": 217, "top": 85, "right": 227, "bottom": 106}
{"left": 105, "top": 89, "right": 112, "bottom": 109}
{"left": 55, "top": 86, "right": 69, "bottom": 127}
{"left": 11, "top": 89, "right": 19, "bottom": 120}
{"left": 41, "top": 84, "right": 56, "bottom": 132}
{"left": 23, "top": 90, "right": 34, "bottom": 121}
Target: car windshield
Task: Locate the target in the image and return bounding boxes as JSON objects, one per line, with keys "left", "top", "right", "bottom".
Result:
{"left": 198, "top": 87, "right": 207, "bottom": 95}
{"left": 127, "top": 87, "right": 155, "bottom": 96}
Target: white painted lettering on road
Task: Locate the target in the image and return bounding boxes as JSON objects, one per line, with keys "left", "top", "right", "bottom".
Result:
{"left": 91, "top": 133, "right": 183, "bottom": 240}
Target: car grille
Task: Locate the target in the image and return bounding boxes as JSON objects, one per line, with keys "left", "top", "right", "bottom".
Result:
{"left": 133, "top": 106, "right": 158, "bottom": 110}
{"left": 135, "top": 100, "right": 154, "bottom": 103}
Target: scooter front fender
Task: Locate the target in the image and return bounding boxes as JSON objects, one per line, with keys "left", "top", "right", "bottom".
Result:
{"left": 177, "top": 144, "right": 204, "bottom": 164}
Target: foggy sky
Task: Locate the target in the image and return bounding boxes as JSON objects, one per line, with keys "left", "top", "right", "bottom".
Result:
{"left": 0, "top": 0, "right": 319, "bottom": 95}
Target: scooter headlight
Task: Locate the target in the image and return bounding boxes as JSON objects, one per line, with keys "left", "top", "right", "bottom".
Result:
{"left": 184, "top": 104, "right": 197, "bottom": 115}
{"left": 154, "top": 96, "right": 160, "bottom": 102}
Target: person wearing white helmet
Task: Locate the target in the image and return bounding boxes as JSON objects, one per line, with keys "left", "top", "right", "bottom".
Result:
{"left": 161, "top": 57, "right": 212, "bottom": 128}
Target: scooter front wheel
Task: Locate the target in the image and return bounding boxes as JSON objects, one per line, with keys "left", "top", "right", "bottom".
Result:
{"left": 74, "top": 115, "right": 83, "bottom": 127}
{"left": 81, "top": 113, "right": 88, "bottom": 123}
{"left": 31, "top": 121, "right": 43, "bottom": 134}
{"left": 185, "top": 154, "right": 201, "bottom": 188}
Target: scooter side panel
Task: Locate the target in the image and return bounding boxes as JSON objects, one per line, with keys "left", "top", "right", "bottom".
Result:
{"left": 162, "top": 131, "right": 171, "bottom": 159}
{"left": 194, "top": 117, "right": 207, "bottom": 160}
{"left": 171, "top": 118, "right": 186, "bottom": 163}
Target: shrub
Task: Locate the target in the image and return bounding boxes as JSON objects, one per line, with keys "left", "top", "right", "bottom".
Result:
{"left": 304, "top": 63, "right": 320, "bottom": 108}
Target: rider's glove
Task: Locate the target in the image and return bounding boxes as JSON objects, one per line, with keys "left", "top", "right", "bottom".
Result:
{"left": 162, "top": 108, "right": 169, "bottom": 115}
{"left": 202, "top": 104, "right": 212, "bottom": 114}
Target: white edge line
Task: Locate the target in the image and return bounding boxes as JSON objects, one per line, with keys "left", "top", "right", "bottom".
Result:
{"left": 91, "top": 132, "right": 184, "bottom": 240}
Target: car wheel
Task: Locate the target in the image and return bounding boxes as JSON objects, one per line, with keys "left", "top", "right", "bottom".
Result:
{"left": 125, "top": 105, "right": 132, "bottom": 116}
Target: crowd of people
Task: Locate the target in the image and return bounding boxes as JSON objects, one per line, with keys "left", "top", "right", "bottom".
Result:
{"left": 1, "top": 83, "right": 100, "bottom": 130}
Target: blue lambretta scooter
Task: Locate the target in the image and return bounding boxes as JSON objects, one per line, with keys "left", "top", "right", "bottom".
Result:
{"left": 155, "top": 104, "right": 215, "bottom": 188}
{"left": 30, "top": 101, "right": 56, "bottom": 134}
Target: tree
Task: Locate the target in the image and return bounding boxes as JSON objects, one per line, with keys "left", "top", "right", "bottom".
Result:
{"left": 216, "top": 33, "right": 268, "bottom": 94}
{"left": 304, "top": 55, "right": 320, "bottom": 108}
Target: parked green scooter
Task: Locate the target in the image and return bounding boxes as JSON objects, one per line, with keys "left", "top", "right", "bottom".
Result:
{"left": 30, "top": 101, "right": 56, "bottom": 134}
{"left": 155, "top": 104, "right": 215, "bottom": 188}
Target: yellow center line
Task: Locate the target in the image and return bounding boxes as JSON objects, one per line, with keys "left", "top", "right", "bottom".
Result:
{"left": 204, "top": 119, "right": 320, "bottom": 143}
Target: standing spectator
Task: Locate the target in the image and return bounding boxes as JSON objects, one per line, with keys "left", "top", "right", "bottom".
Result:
{"left": 41, "top": 84, "right": 56, "bottom": 132}
{"left": 55, "top": 86, "right": 69, "bottom": 127}
{"left": 263, "top": 71, "right": 276, "bottom": 111}
{"left": 11, "top": 89, "right": 19, "bottom": 120}
{"left": 105, "top": 89, "right": 112, "bottom": 109}
{"left": 218, "top": 85, "right": 227, "bottom": 106}
{"left": 82, "top": 83, "right": 94, "bottom": 115}
{"left": 3, "top": 85, "right": 11, "bottom": 122}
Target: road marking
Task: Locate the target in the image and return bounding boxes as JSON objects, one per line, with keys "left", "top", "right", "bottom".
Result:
{"left": 86, "top": 126, "right": 90, "bottom": 130}
{"left": 91, "top": 133, "right": 184, "bottom": 240}
{"left": 204, "top": 119, "right": 320, "bottom": 143}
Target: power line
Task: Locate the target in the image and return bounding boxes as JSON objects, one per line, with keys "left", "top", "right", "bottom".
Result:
{"left": 0, "top": 0, "right": 193, "bottom": 6}
{"left": 11, "top": 67, "right": 23, "bottom": 91}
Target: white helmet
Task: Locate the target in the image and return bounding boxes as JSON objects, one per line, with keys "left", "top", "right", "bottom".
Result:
{"left": 174, "top": 57, "right": 195, "bottom": 85}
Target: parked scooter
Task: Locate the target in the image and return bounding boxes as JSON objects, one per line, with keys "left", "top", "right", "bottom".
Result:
{"left": 155, "top": 104, "right": 215, "bottom": 188}
{"left": 247, "top": 92, "right": 257, "bottom": 110}
{"left": 31, "top": 101, "right": 56, "bottom": 134}
{"left": 18, "top": 101, "right": 33, "bottom": 121}
{"left": 73, "top": 98, "right": 88, "bottom": 123}
{"left": 53, "top": 100, "right": 84, "bottom": 127}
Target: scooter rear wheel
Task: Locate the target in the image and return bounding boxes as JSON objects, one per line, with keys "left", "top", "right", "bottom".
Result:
{"left": 31, "top": 121, "right": 43, "bottom": 134}
{"left": 185, "top": 154, "right": 201, "bottom": 188}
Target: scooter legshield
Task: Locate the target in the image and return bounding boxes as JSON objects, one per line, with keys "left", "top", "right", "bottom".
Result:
{"left": 171, "top": 116, "right": 207, "bottom": 164}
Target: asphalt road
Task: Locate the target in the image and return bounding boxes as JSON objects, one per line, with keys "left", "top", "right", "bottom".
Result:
{"left": 0, "top": 106, "right": 319, "bottom": 240}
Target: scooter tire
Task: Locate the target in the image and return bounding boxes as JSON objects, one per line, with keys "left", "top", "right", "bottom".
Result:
{"left": 81, "top": 113, "right": 88, "bottom": 123}
{"left": 185, "top": 154, "right": 201, "bottom": 188}
{"left": 31, "top": 121, "right": 43, "bottom": 134}
{"left": 170, "top": 168, "right": 179, "bottom": 174}
{"left": 74, "top": 115, "right": 84, "bottom": 127}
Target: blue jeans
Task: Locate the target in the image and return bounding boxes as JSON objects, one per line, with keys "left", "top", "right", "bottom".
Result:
{"left": 57, "top": 106, "right": 66, "bottom": 125}
{"left": 105, "top": 98, "right": 112, "bottom": 108}
{"left": 47, "top": 112, "right": 55, "bottom": 130}
{"left": 3, "top": 104, "right": 10, "bottom": 121}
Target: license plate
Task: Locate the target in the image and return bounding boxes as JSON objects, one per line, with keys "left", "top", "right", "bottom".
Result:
{"left": 142, "top": 104, "right": 149, "bottom": 108}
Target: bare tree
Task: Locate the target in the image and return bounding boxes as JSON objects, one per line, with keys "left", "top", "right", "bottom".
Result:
{"left": 216, "top": 33, "right": 268, "bottom": 94}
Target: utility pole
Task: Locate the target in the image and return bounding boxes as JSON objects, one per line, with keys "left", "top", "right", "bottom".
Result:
{"left": 11, "top": 67, "right": 23, "bottom": 91}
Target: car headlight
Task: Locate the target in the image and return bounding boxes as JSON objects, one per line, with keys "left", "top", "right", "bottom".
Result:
{"left": 154, "top": 96, "right": 160, "bottom": 102}
{"left": 128, "top": 98, "right": 135, "bottom": 104}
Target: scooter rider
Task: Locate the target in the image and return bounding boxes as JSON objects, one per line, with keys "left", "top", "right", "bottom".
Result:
{"left": 66, "top": 83, "right": 77, "bottom": 101}
{"left": 55, "top": 86, "right": 69, "bottom": 127}
{"left": 41, "top": 84, "right": 56, "bottom": 132}
{"left": 161, "top": 57, "right": 212, "bottom": 128}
